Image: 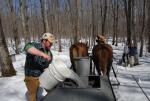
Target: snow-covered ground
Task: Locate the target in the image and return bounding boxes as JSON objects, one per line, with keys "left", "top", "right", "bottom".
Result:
{"left": 111, "top": 44, "right": 150, "bottom": 101}
{"left": 0, "top": 41, "right": 150, "bottom": 101}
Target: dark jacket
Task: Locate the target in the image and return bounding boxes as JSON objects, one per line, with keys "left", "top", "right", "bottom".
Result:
{"left": 24, "top": 42, "right": 53, "bottom": 77}
{"left": 128, "top": 46, "right": 138, "bottom": 56}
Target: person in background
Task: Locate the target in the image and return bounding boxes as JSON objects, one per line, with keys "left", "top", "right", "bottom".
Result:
{"left": 24, "top": 33, "right": 55, "bottom": 101}
{"left": 122, "top": 42, "right": 129, "bottom": 66}
{"left": 128, "top": 43, "right": 139, "bottom": 66}
{"left": 96, "top": 35, "right": 107, "bottom": 44}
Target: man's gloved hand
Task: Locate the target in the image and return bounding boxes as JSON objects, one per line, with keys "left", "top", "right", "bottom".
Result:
{"left": 42, "top": 53, "right": 51, "bottom": 61}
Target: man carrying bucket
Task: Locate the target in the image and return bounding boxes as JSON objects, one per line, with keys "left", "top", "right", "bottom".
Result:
{"left": 24, "top": 33, "right": 55, "bottom": 101}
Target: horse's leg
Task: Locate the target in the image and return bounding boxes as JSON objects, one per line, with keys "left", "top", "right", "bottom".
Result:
{"left": 95, "top": 61, "right": 101, "bottom": 75}
{"left": 90, "top": 56, "right": 94, "bottom": 75}
{"left": 106, "top": 58, "right": 113, "bottom": 76}
{"left": 92, "top": 62, "right": 96, "bottom": 75}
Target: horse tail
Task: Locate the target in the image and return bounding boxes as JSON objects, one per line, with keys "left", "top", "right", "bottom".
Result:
{"left": 70, "top": 45, "right": 79, "bottom": 71}
{"left": 92, "top": 45, "right": 102, "bottom": 75}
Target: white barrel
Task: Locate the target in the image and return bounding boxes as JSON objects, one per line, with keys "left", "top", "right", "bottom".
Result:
{"left": 39, "top": 59, "right": 72, "bottom": 90}
{"left": 74, "top": 57, "right": 90, "bottom": 87}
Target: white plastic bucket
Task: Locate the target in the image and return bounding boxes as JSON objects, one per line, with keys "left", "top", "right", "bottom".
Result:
{"left": 39, "top": 59, "right": 72, "bottom": 90}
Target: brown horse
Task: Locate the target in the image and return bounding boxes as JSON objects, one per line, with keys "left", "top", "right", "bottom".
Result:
{"left": 69, "top": 42, "right": 89, "bottom": 72}
{"left": 92, "top": 35, "right": 113, "bottom": 76}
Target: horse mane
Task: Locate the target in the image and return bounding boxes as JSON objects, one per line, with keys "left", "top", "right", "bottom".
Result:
{"left": 97, "top": 44, "right": 112, "bottom": 54}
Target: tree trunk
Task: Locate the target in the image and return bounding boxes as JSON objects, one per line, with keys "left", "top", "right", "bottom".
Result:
{"left": 91, "top": 0, "right": 98, "bottom": 46}
{"left": 147, "top": 0, "right": 150, "bottom": 52}
{"left": 139, "top": 0, "right": 146, "bottom": 57}
{"left": 131, "top": 0, "right": 139, "bottom": 64}
{"left": 47, "top": 0, "right": 54, "bottom": 34}
{"left": 101, "top": 0, "right": 107, "bottom": 36}
{"left": 131, "top": 0, "right": 137, "bottom": 46}
{"left": 111, "top": 0, "right": 119, "bottom": 46}
{"left": 20, "top": 0, "right": 30, "bottom": 43}
{"left": 123, "top": 0, "right": 132, "bottom": 45}
{"left": 40, "top": 0, "right": 49, "bottom": 33}
{"left": 7, "top": 0, "right": 20, "bottom": 54}
{"left": 74, "top": 0, "right": 80, "bottom": 43}
{"left": 56, "top": 0, "right": 62, "bottom": 52}
{"left": 0, "top": 14, "right": 16, "bottom": 77}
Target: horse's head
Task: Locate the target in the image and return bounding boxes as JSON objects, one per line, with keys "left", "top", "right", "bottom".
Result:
{"left": 96, "top": 35, "right": 107, "bottom": 44}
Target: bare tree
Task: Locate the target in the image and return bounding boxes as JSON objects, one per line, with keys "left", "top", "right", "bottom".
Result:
{"left": 123, "top": 0, "right": 132, "bottom": 44}
{"left": 40, "top": 0, "right": 49, "bottom": 33}
{"left": 7, "top": 0, "right": 20, "bottom": 54}
{"left": 0, "top": 13, "right": 16, "bottom": 77}
{"left": 111, "top": 0, "right": 119, "bottom": 46}
{"left": 101, "top": 0, "right": 108, "bottom": 35}
{"left": 0, "top": 0, "right": 149, "bottom": 54}
{"left": 19, "top": 0, "right": 30, "bottom": 43}
{"left": 131, "top": 0, "right": 137, "bottom": 46}
{"left": 56, "top": 0, "right": 62, "bottom": 52}
{"left": 139, "top": 0, "right": 146, "bottom": 57}
{"left": 147, "top": 0, "right": 150, "bottom": 52}
{"left": 66, "top": 0, "right": 80, "bottom": 43}
{"left": 74, "top": 0, "right": 80, "bottom": 43}
{"left": 91, "top": 0, "right": 98, "bottom": 45}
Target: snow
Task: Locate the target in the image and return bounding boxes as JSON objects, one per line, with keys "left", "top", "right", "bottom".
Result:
{"left": 0, "top": 42, "right": 150, "bottom": 101}
{"left": 110, "top": 45, "right": 150, "bottom": 101}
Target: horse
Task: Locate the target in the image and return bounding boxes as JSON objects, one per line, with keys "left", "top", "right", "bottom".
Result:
{"left": 69, "top": 42, "right": 89, "bottom": 72}
{"left": 92, "top": 35, "right": 113, "bottom": 76}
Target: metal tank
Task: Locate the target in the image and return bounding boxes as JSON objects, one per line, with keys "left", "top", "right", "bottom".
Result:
{"left": 74, "top": 57, "right": 90, "bottom": 87}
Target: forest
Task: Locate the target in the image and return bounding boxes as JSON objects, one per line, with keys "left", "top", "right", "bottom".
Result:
{"left": 0, "top": 0, "right": 150, "bottom": 77}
